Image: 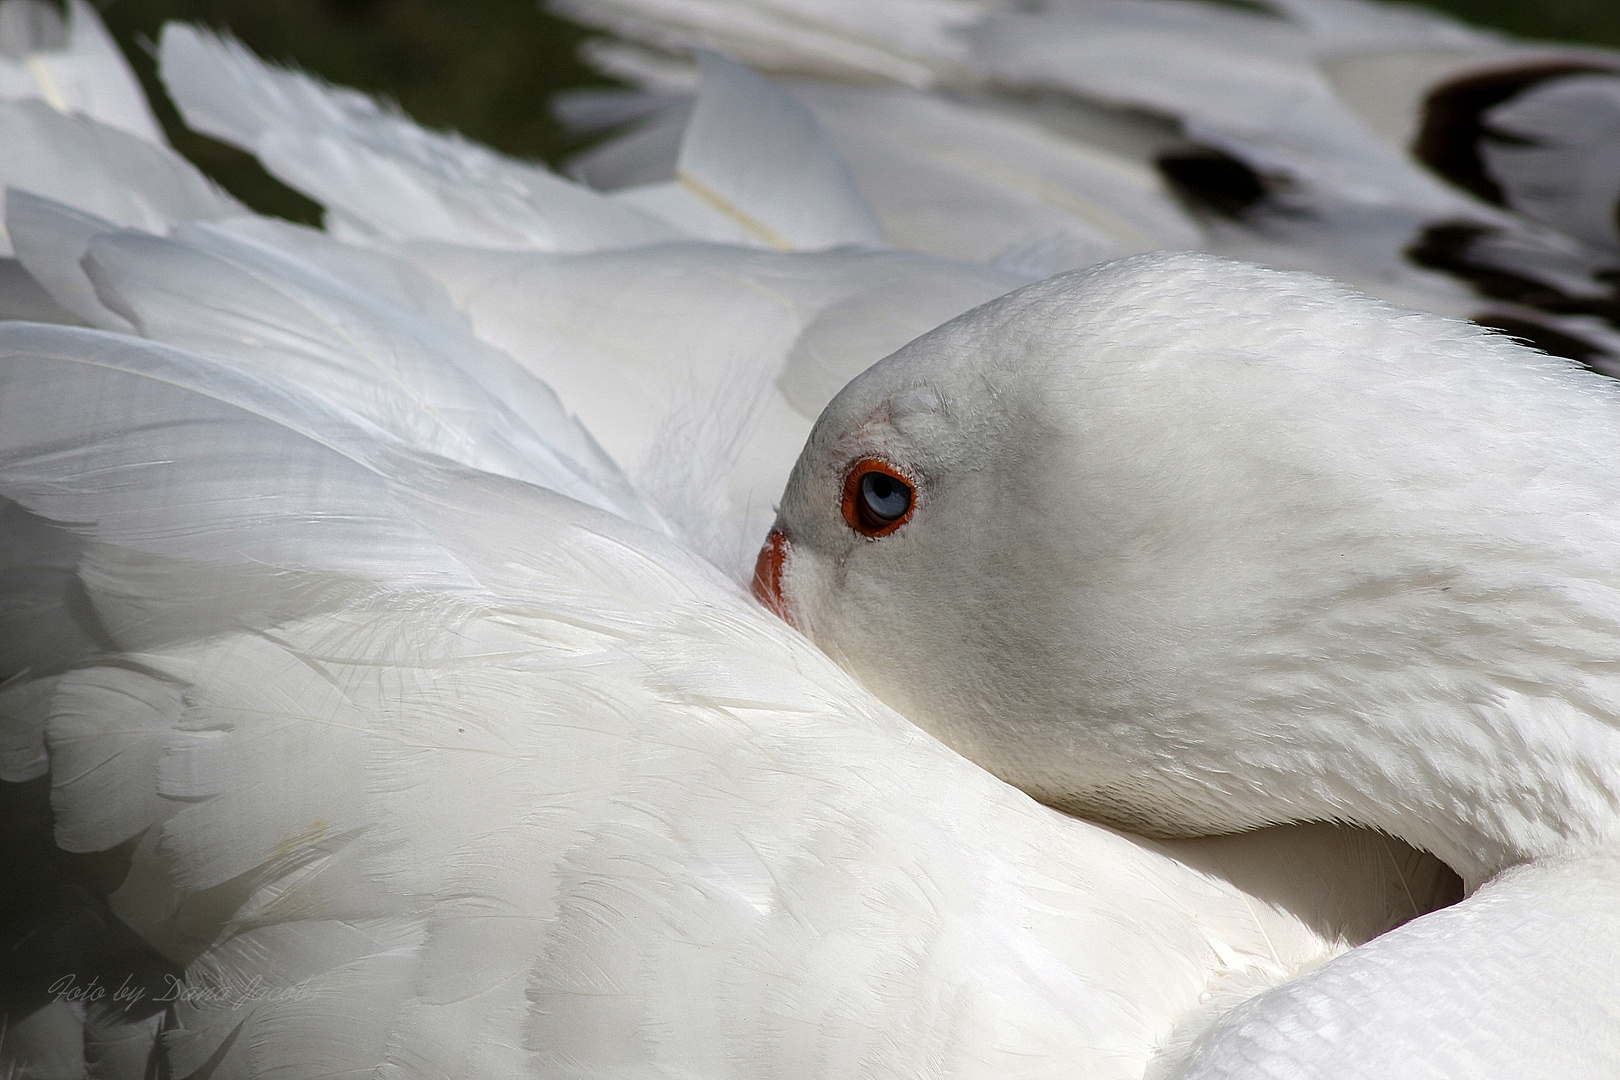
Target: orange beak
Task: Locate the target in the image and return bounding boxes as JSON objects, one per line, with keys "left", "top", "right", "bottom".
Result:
{"left": 751, "top": 529, "right": 794, "bottom": 626}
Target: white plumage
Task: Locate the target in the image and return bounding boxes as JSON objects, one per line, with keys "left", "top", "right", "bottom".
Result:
{"left": 0, "top": 321, "right": 1453, "bottom": 1076}
{"left": 0, "top": 0, "right": 1615, "bottom": 1076}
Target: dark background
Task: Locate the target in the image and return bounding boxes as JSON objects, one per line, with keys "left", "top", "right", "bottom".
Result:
{"left": 88, "top": 0, "right": 1618, "bottom": 223}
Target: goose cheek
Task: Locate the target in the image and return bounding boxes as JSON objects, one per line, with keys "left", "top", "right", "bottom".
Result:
{"left": 752, "top": 529, "right": 796, "bottom": 627}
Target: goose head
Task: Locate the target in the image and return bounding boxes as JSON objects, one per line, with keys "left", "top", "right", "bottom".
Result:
{"left": 757, "top": 251, "right": 1620, "bottom": 887}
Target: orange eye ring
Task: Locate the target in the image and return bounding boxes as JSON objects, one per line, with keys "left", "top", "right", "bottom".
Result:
{"left": 841, "top": 459, "right": 916, "bottom": 538}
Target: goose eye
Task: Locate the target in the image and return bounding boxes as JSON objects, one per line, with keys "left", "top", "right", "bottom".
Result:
{"left": 861, "top": 472, "right": 910, "bottom": 520}
{"left": 841, "top": 459, "right": 916, "bottom": 538}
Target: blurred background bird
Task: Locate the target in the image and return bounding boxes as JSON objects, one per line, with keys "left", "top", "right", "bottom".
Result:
{"left": 83, "top": 0, "right": 1620, "bottom": 225}
{"left": 72, "top": 0, "right": 1620, "bottom": 372}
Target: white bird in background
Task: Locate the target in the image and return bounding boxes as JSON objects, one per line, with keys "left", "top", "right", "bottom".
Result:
{"left": 0, "top": 0, "right": 1614, "bottom": 1076}
{"left": 559, "top": 0, "right": 1620, "bottom": 368}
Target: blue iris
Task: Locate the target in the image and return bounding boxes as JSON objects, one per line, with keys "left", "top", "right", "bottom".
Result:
{"left": 861, "top": 471, "right": 912, "bottom": 522}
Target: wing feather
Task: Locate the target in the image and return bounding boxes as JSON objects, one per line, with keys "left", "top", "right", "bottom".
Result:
{"left": 158, "top": 24, "right": 679, "bottom": 252}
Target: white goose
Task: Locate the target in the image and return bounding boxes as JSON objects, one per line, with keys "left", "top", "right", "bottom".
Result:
{"left": 0, "top": 2, "right": 1604, "bottom": 1077}
{"left": 0, "top": 8, "right": 1458, "bottom": 1080}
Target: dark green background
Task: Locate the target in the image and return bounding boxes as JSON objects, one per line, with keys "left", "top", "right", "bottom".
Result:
{"left": 88, "top": 0, "right": 1617, "bottom": 224}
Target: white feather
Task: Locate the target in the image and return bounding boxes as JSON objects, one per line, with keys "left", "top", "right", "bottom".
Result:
{"left": 553, "top": 0, "right": 984, "bottom": 88}
{"left": 572, "top": 79, "right": 1205, "bottom": 271}
{"left": 95, "top": 221, "right": 658, "bottom": 526}
{"left": 664, "top": 50, "right": 883, "bottom": 250}
{"left": 0, "top": 497, "right": 105, "bottom": 689}
{"left": 7, "top": 189, "right": 132, "bottom": 328}
{"left": 45, "top": 665, "right": 180, "bottom": 851}
{"left": 0, "top": 0, "right": 164, "bottom": 145}
{"left": 967, "top": 4, "right": 1463, "bottom": 214}
{"left": 157, "top": 23, "right": 681, "bottom": 252}
{"left": 395, "top": 239, "right": 1022, "bottom": 563}
{"left": 0, "top": 323, "right": 479, "bottom": 589}
{"left": 0, "top": 97, "right": 241, "bottom": 258}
